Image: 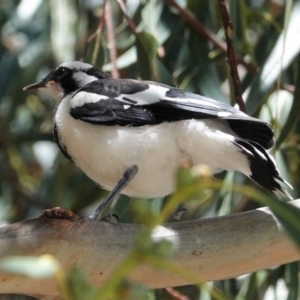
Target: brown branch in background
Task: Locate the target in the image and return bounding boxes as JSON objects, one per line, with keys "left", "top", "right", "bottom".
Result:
{"left": 280, "top": 83, "right": 295, "bottom": 94}
{"left": 105, "top": 0, "right": 120, "bottom": 78}
{"left": 164, "top": 287, "right": 191, "bottom": 300}
{"left": 218, "top": 0, "right": 246, "bottom": 112}
{"left": 165, "top": 0, "right": 257, "bottom": 76}
{"left": 116, "top": 0, "right": 137, "bottom": 34}
{"left": 88, "top": 0, "right": 107, "bottom": 65}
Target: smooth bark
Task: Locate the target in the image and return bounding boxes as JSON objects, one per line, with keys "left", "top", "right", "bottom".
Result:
{"left": 0, "top": 201, "right": 299, "bottom": 298}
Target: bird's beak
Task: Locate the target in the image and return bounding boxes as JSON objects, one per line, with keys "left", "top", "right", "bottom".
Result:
{"left": 23, "top": 79, "right": 63, "bottom": 100}
{"left": 23, "top": 80, "right": 56, "bottom": 91}
{"left": 23, "top": 81, "right": 46, "bottom": 91}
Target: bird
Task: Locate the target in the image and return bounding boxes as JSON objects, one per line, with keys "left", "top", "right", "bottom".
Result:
{"left": 23, "top": 61, "right": 292, "bottom": 219}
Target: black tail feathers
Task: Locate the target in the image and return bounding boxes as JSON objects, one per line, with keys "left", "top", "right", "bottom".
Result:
{"left": 233, "top": 138, "right": 293, "bottom": 200}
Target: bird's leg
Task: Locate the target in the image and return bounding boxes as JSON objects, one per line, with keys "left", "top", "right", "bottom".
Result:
{"left": 89, "top": 165, "right": 138, "bottom": 220}
{"left": 168, "top": 208, "right": 186, "bottom": 222}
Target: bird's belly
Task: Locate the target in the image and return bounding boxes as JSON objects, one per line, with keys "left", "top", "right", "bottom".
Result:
{"left": 56, "top": 108, "right": 184, "bottom": 197}
{"left": 55, "top": 100, "right": 249, "bottom": 197}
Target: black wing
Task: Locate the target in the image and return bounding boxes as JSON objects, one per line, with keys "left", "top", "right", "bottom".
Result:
{"left": 70, "top": 79, "right": 274, "bottom": 149}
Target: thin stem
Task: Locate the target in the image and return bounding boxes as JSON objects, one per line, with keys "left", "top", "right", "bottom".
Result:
{"left": 89, "top": 0, "right": 107, "bottom": 65}
{"left": 164, "top": 287, "right": 191, "bottom": 300}
{"left": 105, "top": 0, "right": 120, "bottom": 78}
{"left": 218, "top": 0, "right": 246, "bottom": 112}
{"left": 165, "top": 0, "right": 257, "bottom": 75}
{"left": 116, "top": 0, "right": 137, "bottom": 34}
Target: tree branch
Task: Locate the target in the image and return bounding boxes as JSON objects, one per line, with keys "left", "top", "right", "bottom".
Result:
{"left": 1, "top": 201, "right": 300, "bottom": 298}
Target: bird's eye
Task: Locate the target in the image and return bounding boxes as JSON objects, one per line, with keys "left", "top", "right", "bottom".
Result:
{"left": 55, "top": 67, "right": 69, "bottom": 79}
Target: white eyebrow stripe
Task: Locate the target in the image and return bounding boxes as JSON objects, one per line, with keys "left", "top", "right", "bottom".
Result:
{"left": 73, "top": 72, "right": 98, "bottom": 86}
{"left": 60, "top": 61, "right": 94, "bottom": 70}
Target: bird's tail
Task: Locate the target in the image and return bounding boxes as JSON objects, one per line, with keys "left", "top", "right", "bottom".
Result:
{"left": 233, "top": 138, "right": 293, "bottom": 200}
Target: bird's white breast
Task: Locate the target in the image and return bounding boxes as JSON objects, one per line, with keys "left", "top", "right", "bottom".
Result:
{"left": 54, "top": 96, "right": 250, "bottom": 198}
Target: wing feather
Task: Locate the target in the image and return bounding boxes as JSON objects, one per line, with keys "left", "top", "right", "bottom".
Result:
{"left": 69, "top": 79, "right": 274, "bottom": 148}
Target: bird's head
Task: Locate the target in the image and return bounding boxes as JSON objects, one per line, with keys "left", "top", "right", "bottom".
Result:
{"left": 23, "top": 61, "right": 109, "bottom": 100}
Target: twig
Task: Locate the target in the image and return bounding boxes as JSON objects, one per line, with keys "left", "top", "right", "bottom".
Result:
{"left": 164, "top": 287, "right": 191, "bottom": 300}
{"left": 88, "top": 0, "right": 107, "bottom": 65}
{"left": 117, "top": 0, "right": 165, "bottom": 59}
{"left": 105, "top": 0, "right": 120, "bottom": 78}
{"left": 218, "top": 0, "right": 246, "bottom": 112}
{"left": 165, "top": 0, "right": 257, "bottom": 76}
{"left": 116, "top": 0, "right": 137, "bottom": 34}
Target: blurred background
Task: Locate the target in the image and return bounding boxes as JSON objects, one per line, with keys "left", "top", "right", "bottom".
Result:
{"left": 0, "top": 0, "right": 300, "bottom": 299}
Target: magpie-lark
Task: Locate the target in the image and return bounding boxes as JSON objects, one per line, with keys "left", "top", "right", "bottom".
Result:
{"left": 24, "top": 61, "right": 292, "bottom": 219}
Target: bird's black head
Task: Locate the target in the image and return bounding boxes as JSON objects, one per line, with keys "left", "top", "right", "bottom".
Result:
{"left": 23, "top": 61, "right": 109, "bottom": 99}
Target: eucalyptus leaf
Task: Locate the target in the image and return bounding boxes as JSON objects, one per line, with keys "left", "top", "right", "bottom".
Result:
{"left": 135, "top": 31, "right": 159, "bottom": 80}
{"left": 66, "top": 267, "right": 97, "bottom": 300}
{"left": 245, "top": 1, "right": 300, "bottom": 114}
{"left": 102, "top": 47, "right": 137, "bottom": 71}
{"left": 276, "top": 54, "right": 300, "bottom": 148}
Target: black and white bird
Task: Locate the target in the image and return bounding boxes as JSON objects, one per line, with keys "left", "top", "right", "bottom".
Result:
{"left": 24, "top": 61, "right": 292, "bottom": 218}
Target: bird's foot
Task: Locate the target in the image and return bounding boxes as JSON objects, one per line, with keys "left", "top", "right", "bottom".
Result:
{"left": 39, "top": 207, "right": 80, "bottom": 221}
{"left": 100, "top": 213, "right": 119, "bottom": 223}
{"left": 168, "top": 208, "right": 186, "bottom": 222}
{"left": 89, "top": 165, "right": 138, "bottom": 220}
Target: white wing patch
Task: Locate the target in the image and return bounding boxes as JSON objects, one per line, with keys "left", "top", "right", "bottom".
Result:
{"left": 115, "top": 84, "right": 169, "bottom": 105}
{"left": 163, "top": 95, "right": 221, "bottom": 108}
{"left": 217, "top": 111, "right": 232, "bottom": 117}
{"left": 70, "top": 91, "right": 109, "bottom": 108}
{"left": 115, "top": 84, "right": 223, "bottom": 109}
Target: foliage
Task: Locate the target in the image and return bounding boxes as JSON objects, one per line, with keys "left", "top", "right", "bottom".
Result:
{"left": 1, "top": 0, "right": 300, "bottom": 299}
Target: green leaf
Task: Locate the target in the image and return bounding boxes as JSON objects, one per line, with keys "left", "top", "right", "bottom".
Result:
{"left": 135, "top": 31, "right": 159, "bottom": 80}
{"left": 66, "top": 267, "right": 97, "bottom": 300}
{"left": 276, "top": 54, "right": 300, "bottom": 148}
{"left": 246, "top": 1, "right": 300, "bottom": 114}
{"left": 102, "top": 47, "right": 137, "bottom": 71}
{"left": 187, "top": 29, "right": 229, "bottom": 103}
{"left": 287, "top": 262, "right": 299, "bottom": 300}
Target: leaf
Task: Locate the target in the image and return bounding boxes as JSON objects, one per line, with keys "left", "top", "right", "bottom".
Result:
{"left": 49, "top": 0, "right": 77, "bottom": 63}
{"left": 287, "top": 262, "right": 299, "bottom": 300}
{"left": 66, "top": 267, "right": 97, "bottom": 300}
{"left": 259, "top": 89, "right": 293, "bottom": 139}
{"left": 141, "top": 0, "right": 164, "bottom": 43}
{"left": 276, "top": 53, "right": 300, "bottom": 148}
{"left": 135, "top": 31, "right": 159, "bottom": 80}
{"left": 102, "top": 47, "right": 137, "bottom": 71}
{"left": 186, "top": 25, "right": 229, "bottom": 103}
{"left": 245, "top": 1, "right": 300, "bottom": 114}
